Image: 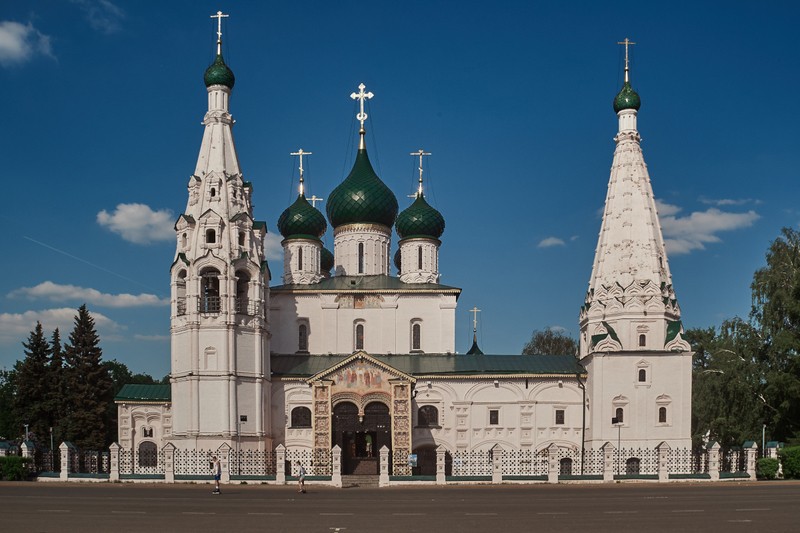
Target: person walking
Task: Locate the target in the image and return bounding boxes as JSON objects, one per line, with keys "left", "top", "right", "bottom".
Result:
{"left": 297, "top": 462, "right": 307, "bottom": 493}
{"left": 211, "top": 455, "right": 221, "bottom": 494}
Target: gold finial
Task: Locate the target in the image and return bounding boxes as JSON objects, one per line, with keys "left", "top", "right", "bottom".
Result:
{"left": 211, "top": 11, "right": 229, "bottom": 55}
{"left": 350, "top": 83, "right": 374, "bottom": 150}
{"left": 410, "top": 149, "right": 432, "bottom": 198}
{"left": 617, "top": 37, "right": 636, "bottom": 83}
{"left": 290, "top": 149, "right": 312, "bottom": 196}
{"left": 470, "top": 306, "right": 481, "bottom": 334}
{"left": 309, "top": 195, "right": 325, "bottom": 208}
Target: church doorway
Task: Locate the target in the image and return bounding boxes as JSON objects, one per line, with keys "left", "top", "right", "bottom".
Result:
{"left": 332, "top": 401, "right": 391, "bottom": 475}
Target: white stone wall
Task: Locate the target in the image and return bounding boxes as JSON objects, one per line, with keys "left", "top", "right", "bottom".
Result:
{"left": 116, "top": 403, "right": 172, "bottom": 452}
{"left": 399, "top": 238, "right": 440, "bottom": 284}
{"left": 333, "top": 224, "right": 391, "bottom": 276}
{"left": 282, "top": 239, "right": 322, "bottom": 285}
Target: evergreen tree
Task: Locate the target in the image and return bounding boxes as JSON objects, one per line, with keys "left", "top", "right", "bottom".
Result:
{"left": 13, "top": 322, "right": 52, "bottom": 444}
{"left": 522, "top": 329, "right": 578, "bottom": 356}
{"left": 0, "top": 368, "right": 19, "bottom": 440}
{"left": 46, "top": 328, "right": 66, "bottom": 446}
{"left": 62, "top": 305, "right": 113, "bottom": 450}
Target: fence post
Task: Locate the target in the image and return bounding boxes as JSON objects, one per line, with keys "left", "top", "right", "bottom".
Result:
{"left": 217, "top": 443, "right": 232, "bottom": 484}
{"left": 331, "top": 445, "right": 342, "bottom": 488}
{"left": 708, "top": 442, "right": 720, "bottom": 481}
{"left": 656, "top": 441, "right": 670, "bottom": 482}
{"left": 379, "top": 445, "right": 390, "bottom": 487}
{"left": 602, "top": 442, "right": 615, "bottom": 482}
{"left": 276, "top": 444, "right": 286, "bottom": 484}
{"left": 59, "top": 442, "right": 72, "bottom": 481}
{"left": 491, "top": 444, "right": 503, "bottom": 484}
{"left": 109, "top": 443, "right": 120, "bottom": 482}
{"left": 547, "top": 443, "right": 559, "bottom": 483}
{"left": 436, "top": 444, "right": 446, "bottom": 485}
{"left": 744, "top": 441, "right": 758, "bottom": 479}
{"left": 163, "top": 442, "right": 175, "bottom": 483}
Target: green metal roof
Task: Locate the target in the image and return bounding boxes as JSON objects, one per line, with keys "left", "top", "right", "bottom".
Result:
{"left": 665, "top": 319, "right": 682, "bottom": 345}
{"left": 271, "top": 274, "right": 461, "bottom": 295}
{"left": 396, "top": 193, "right": 445, "bottom": 240}
{"left": 114, "top": 384, "right": 171, "bottom": 403}
{"left": 613, "top": 81, "right": 640, "bottom": 113}
{"left": 326, "top": 148, "right": 398, "bottom": 228}
{"left": 271, "top": 353, "right": 584, "bottom": 378}
{"left": 204, "top": 53, "right": 235, "bottom": 89}
{"left": 321, "top": 247, "right": 334, "bottom": 273}
{"left": 277, "top": 194, "right": 327, "bottom": 240}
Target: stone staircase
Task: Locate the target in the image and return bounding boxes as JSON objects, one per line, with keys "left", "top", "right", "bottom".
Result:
{"left": 341, "top": 475, "right": 380, "bottom": 488}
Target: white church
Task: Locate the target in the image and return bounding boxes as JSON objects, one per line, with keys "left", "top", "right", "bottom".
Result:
{"left": 115, "top": 21, "right": 693, "bottom": 477}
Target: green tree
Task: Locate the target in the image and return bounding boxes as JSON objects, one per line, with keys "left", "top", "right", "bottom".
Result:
{"left": 0, "top": 368, "right": 19, "bottom": 440}
{"left": 750, "top": 227, "right": 800, "bottom": 441}
{"left": 62, "top": 305, "right": 113, "bottom": 450}
{"left": 102, "top": 359, "right": 159, "bottom": 445}
{"left": 13, "top": 322, "right": 52, "bottom": 444}
{"left": 522, "top": 328, "right": 578, "bottom": 356}
{"left": 46, "top": 328, "right": 66, "bottom": 447}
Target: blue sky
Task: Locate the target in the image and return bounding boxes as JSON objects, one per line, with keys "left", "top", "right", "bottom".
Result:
{"left": 1, "top": 1, "right": 798, "bottom": 378}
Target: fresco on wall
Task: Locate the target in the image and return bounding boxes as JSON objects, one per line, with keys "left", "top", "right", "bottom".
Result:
{"left": 332, "top": 360, "right": 389, "bottom": 392}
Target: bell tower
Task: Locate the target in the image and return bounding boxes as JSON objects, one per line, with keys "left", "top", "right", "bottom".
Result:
{"left": 169, "top": 12, "right": 271, "bottom": 450}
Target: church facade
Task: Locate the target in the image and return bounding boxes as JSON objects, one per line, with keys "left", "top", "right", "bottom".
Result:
{"left": 115, "top": 27, "right": 692, "bottom": 477}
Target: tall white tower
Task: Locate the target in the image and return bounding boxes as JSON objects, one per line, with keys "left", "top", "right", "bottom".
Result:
{"left": 169, "top": 13, "right": 271, "bottom": 450}
{"left": 580, "top": 40, "right": 692, "bottom": 450}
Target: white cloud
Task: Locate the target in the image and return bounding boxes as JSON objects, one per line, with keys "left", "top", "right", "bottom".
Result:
{"left": 97, "top": 203, "right": 174, "bottom": 244}
{"left": 9, "top": 281, "right": 168, "bottom": 308}
{"left": 547, "top": 325, "right": 568, "bottom": 334}
{"left": 699, "top": 197, "right": 762, "bottom": 207}
{"left": 264, "top": 232, "right": 284, "bottom": 262}
{"left": 0, "top": 307, "right": 123, "bottom": 343}
{"left": 537, "top": 237, "right": 566, "bottom": 248}
{"left": 133, "top": 334, "right": 169, "bottom": 342}
{"left": 656, "top": 200, "right": 760, "bottom": 255}
{"left": 0, "top": 21, "right": 53, "bottom": 66}
{"left": 71, "top": 0, "right": 125, "bottom": 34}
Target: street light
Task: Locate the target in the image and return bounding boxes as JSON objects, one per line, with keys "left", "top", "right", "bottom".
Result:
{"left": 23, "top": 423, "right": 29, "bottom": 442}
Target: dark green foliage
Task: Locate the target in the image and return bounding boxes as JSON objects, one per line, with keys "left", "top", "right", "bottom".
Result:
{"left": 0, "top": 369, "right": 19, "bottom": 440}
{"left": 0, "top": 456, "right": 32, "bottom": 481}
{"left": 13, "top": 322, "right": 52, "bottom": 445}
{"left": 779, "top": 446, "right": 800, "bottom": 479}
{"left": 62, "top": 305, "right": 114, "bottom": 450}
{"left": 46, "top": 328, "right": 66, "bottom": 446}
{"left": 522, "top": 329, "right": 578, "bottom": 356}
{"left": 756, "top": 457, "right": 780, "bottom": 480}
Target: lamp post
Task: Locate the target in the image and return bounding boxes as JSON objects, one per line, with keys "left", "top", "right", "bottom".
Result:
{"left": 23, "top": 423, "right": 29, "bottom": 442}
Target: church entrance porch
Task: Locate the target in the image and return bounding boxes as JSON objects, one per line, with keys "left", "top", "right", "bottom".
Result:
{"left": 333, "top": 401, "right": 390, "bottom": 475}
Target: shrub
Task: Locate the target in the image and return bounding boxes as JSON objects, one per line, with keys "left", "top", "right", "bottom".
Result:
{"left": 0, "top": 456, "right": 32, "bottom": 481}
{"left": 756, "top": 457, "right": 779, "bottom": 480}
{"left": 779, "top": 446, "right": 800, "bottom": 479}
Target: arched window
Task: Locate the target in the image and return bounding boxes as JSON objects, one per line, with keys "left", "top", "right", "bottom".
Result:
{"left": 210, "top": 187, "right": 216, "bottom": 198}
{"left": 291, "top": 406, "right": 312, "bottom": 428}
{"left": 235, "top": 271, "right": 250, "bottom": 314}
{"left": 418, "top": 246, "right": 423, "bottom": 270}
{"left": 411, "top": 323, "right": 421, "bottom": 351}
{"left": 615, "top": 407, "right": 624, "bottom": 424}
{"left": 298, "top": 324, "right": 308, "bottom": 352}
{"left": 138, "top": 441, "right": 157, "bottom": 468}
{"left": 200, "top": 269, "right": 220, "bottom": 313}
{"left": 206, "top": 229, "right": 216, "bottom": 244}
{"left": 182, "top": 232, "right": 188, "bottom": 249}
{"left": 298, "top": 247, "right": 304, "bottom": 271}
{"left": 639, "top": 334, "right": 646, "bottom": 347}
{"left": 176, "top": 270, "right": 187, "bottom": 316}
{"left": 417, "top": 405, "right": 439, "bottom": 427}
{"left": 659, "top": 406, "right": 667, "bottom": 424}
{"left": 625, "top": 457, "right": 641, "bottom": 475}
{"left": 238, "top": 231, "right": 245, "bottom": 246}
{"left": 358, "top": 243, "right": 365, "bottom": 274}
{"left": 355, "top": 323, "right": 365, "bottom": 351}
{"left": 638, "top": 369, "right": 646, "bottom": 382}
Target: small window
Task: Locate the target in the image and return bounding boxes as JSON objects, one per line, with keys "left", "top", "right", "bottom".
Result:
{"left": 358, "top": 242, "right": 365, "bottom": 274}
{"left": 417, "top": 405, "right": 439, "bottom": 428}
{"left": 659, "top": 406, "right": 667, "bottom": 424}
{"left": 238, "top": 231, "right": 245, "bottom": 246}
{"left": 638, "top": 369, "right": 646, "bottom": 382}
{"left": 298, "top": 247, "right": 304, "bottom": 270}
{"left": 555, "top": 409, "right": 565, "bottom": 425}
{"left": 290, "top": 406, "right": 312, "bottom": 428}
{"left": 489, "top": 409, "right": 499, "bottom": 426}
{"left": 298, "top": 324, "right": 308, "bottom": 352}
{"left": 418, "top": 246, "right": 423, "bottom": 270}
{"left": 615, "top": 407, "right": 624, "bottom": 424}
{"left": 210, "top": 187, "right": 216, "bottom": 198}
{"left": 206, "top": 229, "right": 216, "bottom": 244}
{"left": 182, "top": 232, "right": 188, "bottom": 249}
{"left": 412, "top": 323, "right": 421, "bottom": 351}
{"left": 639, "top": 334, "right": 646, "bottom": 347}
{"left": 355, "top": 323, "right": 365, "bottom": 351}
{"left": 142, "top": 427, "right": 153, "bottom": 438}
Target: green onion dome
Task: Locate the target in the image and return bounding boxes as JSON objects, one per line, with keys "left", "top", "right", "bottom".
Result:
{"left": 393, "top": 248, "right": 402, "bottom": 273}
{"left": 321, "top": 246, "right": 334, "bottom": 274}
{"left": 613, "top": 81, "right": 640, "bottom": 113}
{"left": 204, "top": 53, "right": 236, "bottom": 89}
{"left": 277, "top": 194, "right": 327, "bottom": 240}
{"left": 326, "top": 149, "right": 398, "bottom": 228}
{"left": 395, "top": 194, "right": 445, "bottom": 240}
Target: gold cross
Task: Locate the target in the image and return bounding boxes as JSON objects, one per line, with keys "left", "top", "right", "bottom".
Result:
{"left": 210, "top": 11, "right": 229, "bottom": 54}
{"left": 410, "top": 149, "right": 431, "bottom": 197}
{"left": 617, "top": 38, "right": 636, "bottom": 82}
